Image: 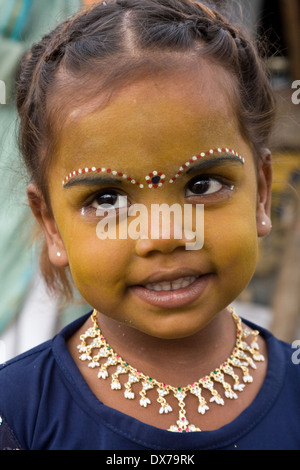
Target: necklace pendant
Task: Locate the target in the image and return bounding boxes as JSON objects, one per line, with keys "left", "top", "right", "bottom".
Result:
{"left": 168, "top": 412, "right": 201, "bottom": 433}
{"left": 168, "top": 423, "right": 201, "bottom": 433}
{"left": 157, "top": 388, "right": 173, "bottom": 414}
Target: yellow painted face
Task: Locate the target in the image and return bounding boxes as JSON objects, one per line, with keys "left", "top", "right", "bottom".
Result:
{"left": 36, "top": 63, "right": 272, "bottom": 339}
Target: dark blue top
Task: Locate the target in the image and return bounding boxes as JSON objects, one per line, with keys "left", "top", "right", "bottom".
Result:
{"left": 0, "top": 313, "right": 300, "bottom": 450}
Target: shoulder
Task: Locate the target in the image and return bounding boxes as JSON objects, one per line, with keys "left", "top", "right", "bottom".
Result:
{"left": 244, "top": 317, "right": 297, "bottom": 365}
{"left": 249, "top": 319, "right": 300, "bottom": 411}
{"left": 274, "top": 336, "right": 300, "bottom": 387}
{"left": 0, "top": 340, "right": 53, "bottom": 449}
{"left": 0, "top": 313, "right": 90, "bottom": 450}
{"left": 0, "top": 339, "right": 54, "bottom": 389}
{"left": 244, "top": 317, "right": 300, "bottom": 404}
{"left": 0, "top": 340, "right": 55, "bottom": 403}
{"left": 0, "top": 312, "right": 90, "bottom": 388}
{"left": 263, "top": 326, "right": 300, "bottom": 377}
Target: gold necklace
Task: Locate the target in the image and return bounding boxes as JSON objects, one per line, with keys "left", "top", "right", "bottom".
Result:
{"left": 78, "top": 307, "right": 265, "bottom": 432}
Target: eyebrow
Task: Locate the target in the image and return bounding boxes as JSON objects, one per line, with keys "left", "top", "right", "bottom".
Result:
{"left": 185, "top": 155, "right": 244, "bottom": 174}
{"left": 63, "top": 175, "right": 123, "bottom": 189}
{"left": 62, "top": 148, "right": 245, "bottom": 188}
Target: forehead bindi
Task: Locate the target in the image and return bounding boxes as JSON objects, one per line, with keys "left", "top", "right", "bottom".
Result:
{"left": 55, "top": 64, "right": 243, "bottom": 189}
{"left": 62, "top": 148, "right": 245, "bottom": 188}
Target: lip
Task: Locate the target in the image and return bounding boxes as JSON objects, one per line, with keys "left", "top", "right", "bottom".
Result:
{"left": 137, "top": 268, "right": 205, "bottom": 285}
{"left": 130, "top": 273, "right": 213, "bottom": 309}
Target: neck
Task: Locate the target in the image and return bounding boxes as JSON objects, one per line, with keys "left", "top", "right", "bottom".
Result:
{"left": 97, "top": 308, "right": 236, "bottom": 387}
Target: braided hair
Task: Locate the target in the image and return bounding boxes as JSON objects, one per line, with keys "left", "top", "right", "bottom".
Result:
{"left": 16, "top": 0, "right": 276, "bottom": 297}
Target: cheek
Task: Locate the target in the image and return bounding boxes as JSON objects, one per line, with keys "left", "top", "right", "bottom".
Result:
{"left": 225, "top": 229, "right": 258, "bottom": 278}
{"left": 62, "top": 223, "right": 133, "bottom": 293}
{"left": 205, "top": 203, "right": 259, "bottom": 279}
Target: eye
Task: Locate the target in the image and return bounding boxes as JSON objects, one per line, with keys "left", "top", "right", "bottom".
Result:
{"left": 81, "top": 190, "right": 129, "bottom": 218}
{"left": 185, "top": 176, "right": 225, "bottom": 197}
{"left": 90, "top": 191, "right": 128, "bottom": 211}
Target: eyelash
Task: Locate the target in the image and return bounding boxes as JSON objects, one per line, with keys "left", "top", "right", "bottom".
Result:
{"left": 81, "top": 189, "right": 129, "bottom": 217}
{"left": 80, "top": 175, "right": 234, "bottom": 217}
{"left": 185, "top": 174, "right": 234, "bottom": 199}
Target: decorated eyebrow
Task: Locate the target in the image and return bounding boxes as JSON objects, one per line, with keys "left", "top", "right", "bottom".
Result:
{"left": 62, "top": 147, "right": 245, "bottom": 189}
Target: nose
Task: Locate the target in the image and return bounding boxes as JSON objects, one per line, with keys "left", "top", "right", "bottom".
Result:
{"left": 135, "top": 235, "right": 190, "bottom": 257}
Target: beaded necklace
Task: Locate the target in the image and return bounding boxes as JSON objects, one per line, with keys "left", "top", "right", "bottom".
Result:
{"left": 78, "top": 307, "right": 264, "bottom": 432}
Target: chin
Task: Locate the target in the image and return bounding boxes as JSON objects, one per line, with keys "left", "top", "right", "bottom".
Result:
{"left": 129, "top": 313, "right": 212, "bottom": 340}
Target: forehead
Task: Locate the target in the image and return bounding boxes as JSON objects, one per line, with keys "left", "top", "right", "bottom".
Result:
{"left": 52, "top": 62, "right": 243, "bottom": 177}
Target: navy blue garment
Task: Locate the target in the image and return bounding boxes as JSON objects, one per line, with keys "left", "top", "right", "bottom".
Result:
{"left": 0, "top": 313, "right": 300, "bottom": 450}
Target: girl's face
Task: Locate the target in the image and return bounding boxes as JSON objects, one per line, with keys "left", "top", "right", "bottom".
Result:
{"left": 32, "top": 63, "right": 272, "bottom": 339}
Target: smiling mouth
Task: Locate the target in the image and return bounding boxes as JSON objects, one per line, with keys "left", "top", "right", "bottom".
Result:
{"left": 144, "top": 276, "right": 198, "bottom": 292}
{"left": 131, "top": 274, "right": 212, "bottom": 309}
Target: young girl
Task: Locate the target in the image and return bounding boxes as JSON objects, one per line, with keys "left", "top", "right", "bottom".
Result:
{"left": 0, "top": 0, "right": 299, "bottom": 451}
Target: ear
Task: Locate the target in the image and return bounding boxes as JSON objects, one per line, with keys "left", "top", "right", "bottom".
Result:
{"left": 27, "top": 183, "right": 69, "bottom": 267}
{"left": 256, "top": 149, "right": 272, "bottom": 237}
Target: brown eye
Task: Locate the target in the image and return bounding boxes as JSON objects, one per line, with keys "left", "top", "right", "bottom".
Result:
{"left": 186, "top": 176, "right": 222, "bottom": 196}
{"left": 92, "top": 192, "right": 118, "bottom": 207}
{"left": 91, "top": 191, "right": 128, "bottom": 210}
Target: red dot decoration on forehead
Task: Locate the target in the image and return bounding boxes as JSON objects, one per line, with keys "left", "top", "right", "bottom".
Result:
{"left": 62, "top": 167, "right": 145, "bottom": 188}
{"left": 169, "top": 147, "right": 245, "bottom": 183}
{"left": 62, "top": 147, "right": 245, "bottom": 187}
{"left": 145, "top": 171, "right": 166, "bottom": 188}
